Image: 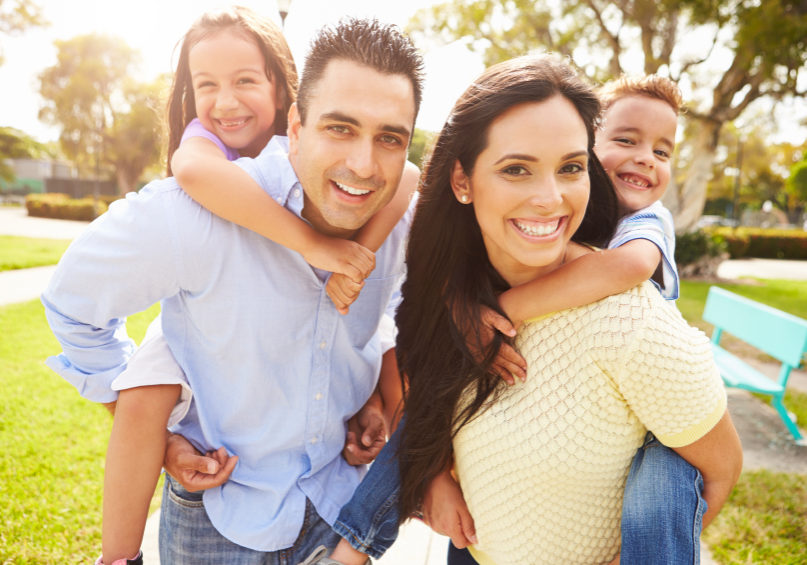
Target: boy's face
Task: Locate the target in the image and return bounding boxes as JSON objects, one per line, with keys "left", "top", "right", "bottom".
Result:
{"left": 288, "top": 58, "right": 415, "bottom": 238}
{"left": 595, "top": 95, "right": 677, "bottom": 216}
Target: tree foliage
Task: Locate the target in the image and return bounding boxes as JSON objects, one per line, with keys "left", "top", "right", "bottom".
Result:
{"left": 787, "top": 156, "right": 807, "bottom": 207}
{"left": 408, "top": 0, "right": 807, "bottom": 231}
{"left": 0, "top": 125, "right": 49, "bottom": 183}
{"left": 0, "top": 0, "right": 46, "bottom": 65}
{"left": 37, "top": 34, "right": 165, "bottom": 193}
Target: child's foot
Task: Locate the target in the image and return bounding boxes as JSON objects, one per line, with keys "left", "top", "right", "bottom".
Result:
{"left": 94, "top": 551, "right": 143, "bottom": 565}
{"left": 298, "top": 545, "right": 370, "bottom": 565}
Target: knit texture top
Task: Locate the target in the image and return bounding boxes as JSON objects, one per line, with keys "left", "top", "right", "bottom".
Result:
{"left": 453, "top": 282, "right": 726, "bottom": 565}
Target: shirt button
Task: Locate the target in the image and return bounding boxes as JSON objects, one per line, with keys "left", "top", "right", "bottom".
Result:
{"left": 319, "top": 341, "right": 327, "bottom": 349}
{"left": 293, "top": 188, "right": 301, "bottom": 199}
{"left": 315, "top": 393, "right": 323, "bottom": 401}
{"left": 310, "top": 437, "right": 318, "bottom": 444}
{"left": 276, "top": 197, "right": 283, "bottom": 204}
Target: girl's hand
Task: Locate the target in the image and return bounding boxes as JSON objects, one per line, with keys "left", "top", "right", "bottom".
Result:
{"left": 303, "top": 236, "right": 375, "bottom": 282}
{"left": 326, "top": 273, "right": 363, "bottom": 314}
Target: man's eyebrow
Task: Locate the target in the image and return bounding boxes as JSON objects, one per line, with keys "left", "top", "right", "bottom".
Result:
{"left": 320, "top": 112, "right": 411, "bottom": 139}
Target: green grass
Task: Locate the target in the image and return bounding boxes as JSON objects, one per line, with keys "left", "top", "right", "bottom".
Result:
{"left": 0, "top": 299, "right": 159, "bottom": 563}
{"left": 0, "top": 235, "right": 72, "bottom": 272}
{"left": 703, "top": 469, "right": 807, "bottom": 563}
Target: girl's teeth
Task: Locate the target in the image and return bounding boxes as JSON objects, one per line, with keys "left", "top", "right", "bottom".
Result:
{"left": 221, "top": 119, "right": 247, "bottom": 127}
{"left": 335, "top": 181, "right": 370, "bottom": 196}
{"left": 514, "top": 219, "right": 559, "bottom": 237}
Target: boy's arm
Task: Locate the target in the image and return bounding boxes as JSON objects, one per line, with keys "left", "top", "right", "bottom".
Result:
{"left": 499, "top": 239, "right": 662, "bottom": 329}
{"left": 172, "top": 138, "right": 374, "bottom": 281}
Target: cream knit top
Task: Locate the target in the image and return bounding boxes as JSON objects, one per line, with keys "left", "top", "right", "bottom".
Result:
{"left": 453, "top": 282, "right": 726, "bottom": 565}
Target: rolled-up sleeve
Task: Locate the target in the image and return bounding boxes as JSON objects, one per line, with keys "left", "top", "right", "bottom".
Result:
{"left": 41, "top": 183, "right": 184, "bottom": 403}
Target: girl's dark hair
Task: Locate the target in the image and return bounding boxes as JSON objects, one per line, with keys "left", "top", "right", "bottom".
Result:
{"left": 395, "top": 54, "right": 618, "bottom": 521}
{"left": 164, "top": 6, "right": 298, "bottom": 175}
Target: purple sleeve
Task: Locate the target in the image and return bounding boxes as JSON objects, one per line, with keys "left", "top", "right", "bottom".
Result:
{"left": 180, "top": 118, "right": 240, "bottom": 161}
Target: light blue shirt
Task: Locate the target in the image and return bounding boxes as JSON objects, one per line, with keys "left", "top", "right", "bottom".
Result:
{"left": 42, "top": 136, "right": 411, "bottom": 550}
{"left": 608, "top": 200, "right": 679, "bottom": 300}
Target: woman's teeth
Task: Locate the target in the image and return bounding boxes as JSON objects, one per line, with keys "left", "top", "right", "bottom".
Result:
{"left": 335, "top": 181, "right": 371, "bottom": 196}
{"left": 513, "top": 219, "right": 559, "bottom": 237}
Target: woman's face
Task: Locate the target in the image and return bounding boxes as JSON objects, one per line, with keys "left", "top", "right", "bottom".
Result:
{"left": 452, "top": 95, "right": 590, "bottom": 287}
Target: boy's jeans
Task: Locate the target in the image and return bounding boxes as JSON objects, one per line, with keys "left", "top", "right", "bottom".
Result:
{"left": 159, "top": 475, "right": 341, "bottom": 564}
{"left": 337, "top": 427, "right": 705, "bottom": 564}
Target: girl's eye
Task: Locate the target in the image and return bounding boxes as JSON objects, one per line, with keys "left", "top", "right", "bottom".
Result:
{"left": 195, "top": 81, "right": 215, "bottom": 90}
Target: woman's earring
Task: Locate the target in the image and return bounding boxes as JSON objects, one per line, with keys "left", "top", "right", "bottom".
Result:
{"left": 460, "top": 194, "right": 469, "bottom": 203}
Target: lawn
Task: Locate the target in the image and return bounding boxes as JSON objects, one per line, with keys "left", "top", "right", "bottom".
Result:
{"left": 0, "top": 235, "right": 72, "bottom": 272}
{"left": 0, "top": 299, "right": 159, "bottom": 563}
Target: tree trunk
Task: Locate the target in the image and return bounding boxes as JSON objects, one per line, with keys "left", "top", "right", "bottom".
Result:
{"left": 116, "top": 169, "right": 136, "bottom": 196}
{"left": 663, "top": 117, "right": 723, "bottom": 233}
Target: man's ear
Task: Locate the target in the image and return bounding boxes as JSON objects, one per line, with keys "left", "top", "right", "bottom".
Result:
{"left": 449, "top": 160, "right": 472, "bottom": 204}
{"left": 287, "top": 103, "right": 301, "bottom": 156}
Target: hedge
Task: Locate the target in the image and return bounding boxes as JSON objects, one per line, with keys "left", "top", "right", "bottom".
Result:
{"left": 25, "top": 193, "right": 119, "bottom": 221}
{"left": 708, "top": 227, "right": 807, "bottom": 260}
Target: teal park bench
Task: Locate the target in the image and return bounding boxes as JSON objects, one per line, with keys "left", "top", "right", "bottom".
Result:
{"left": 703, "top": 286, "right": 807, "bottom": 444}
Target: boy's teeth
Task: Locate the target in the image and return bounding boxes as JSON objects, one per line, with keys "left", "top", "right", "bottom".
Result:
{"left": 335, "top": 181, "right": 371, "bottom": 196}
{"left": 514, "top": 219, "right": 559, "bottom": 236}
{"left": 621, "top": 174, "right": 649, "bottom": 188}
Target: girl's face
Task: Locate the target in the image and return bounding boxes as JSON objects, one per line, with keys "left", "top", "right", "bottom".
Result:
{"left": 189, "top": 28, "right": 278, "bottom": 158}
{"left": 451, "top": 95, "right": 590, "bottom": 287}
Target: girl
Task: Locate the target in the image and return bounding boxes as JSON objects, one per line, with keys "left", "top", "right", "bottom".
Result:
{"left": 396, "top": 55, "right": 742, "bottom": 564}
{"left": 98, "top": 7, "right": 416, "bottom": 564}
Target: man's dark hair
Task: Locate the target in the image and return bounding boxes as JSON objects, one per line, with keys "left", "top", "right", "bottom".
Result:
{"left": 297, "top": 18, "right": 424, "bottom": 124}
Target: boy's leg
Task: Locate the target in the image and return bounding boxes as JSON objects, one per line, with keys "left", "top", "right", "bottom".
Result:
{"left": 620, "top": 433, "right": 707, "bottom": 565}
{"left": 103, "top": 384, "right": 180, "bottom": 564}
{"left": 447, "top": 543, "right": 479, "bottom": 565}
{"left": 331, "top": 421, "right": 404, "bottom": 559}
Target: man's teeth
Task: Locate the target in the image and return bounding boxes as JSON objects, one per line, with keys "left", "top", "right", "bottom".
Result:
{"left": 514, "top": 219, "right": 559, "bottom": 237}
{"left": 620, "top": 174, "right": 649, "bottom": 188}
{"left": 335, "top": 181, "right": 371, "bottom": 196}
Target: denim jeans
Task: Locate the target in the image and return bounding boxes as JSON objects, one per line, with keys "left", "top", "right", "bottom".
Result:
{"left": 338, "top": 429, "right": 704, "bottom": 564}
{"left": 159, "top": 475, "right": 341, "bottom": 564}
{"left": 331, "top": 423, "right": 402, "bottom": 559}
{"left": 620, "top": 433, "right": 706, "bottom": 565}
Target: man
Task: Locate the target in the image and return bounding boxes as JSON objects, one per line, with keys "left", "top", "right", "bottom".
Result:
{"left": 42, "top": 18, "right": 423, "bottom": 563}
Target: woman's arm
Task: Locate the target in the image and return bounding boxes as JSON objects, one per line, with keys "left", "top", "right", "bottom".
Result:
{"left": 672, "top": 410, "right": 743, "bottom": 528}
{"left": 172, "top": 138, "right": 374, "bottom": 281}
{"left": 499, "top": 239, "right": 661, "bottom": 329}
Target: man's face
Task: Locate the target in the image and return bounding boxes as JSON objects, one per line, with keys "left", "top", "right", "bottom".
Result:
{"left": 288, "top": 59, "right": 416, "bottom": 238}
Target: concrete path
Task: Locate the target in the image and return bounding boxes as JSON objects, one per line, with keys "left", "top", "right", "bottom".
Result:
{"left": 6, "top": 207, "right": 806, "bottom": 564}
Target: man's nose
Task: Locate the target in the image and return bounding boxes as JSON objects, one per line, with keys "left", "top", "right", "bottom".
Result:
{"left": 345, "top": 138, "right": 377, "bottom": 179}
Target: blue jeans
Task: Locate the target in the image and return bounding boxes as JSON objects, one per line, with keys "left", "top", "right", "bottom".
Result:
{"left": 331, "top": 424, "right": 403, "bottom": 559}
{"left": 340, "top": 430, "right": 704, "bottom": 564}
{"left": 159, "top": 475, "right": 341, "bottom": 564}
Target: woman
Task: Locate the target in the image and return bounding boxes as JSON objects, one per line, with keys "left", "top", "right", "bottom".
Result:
{"left": 395, "top": 55, "right": 742, "bottom": 565}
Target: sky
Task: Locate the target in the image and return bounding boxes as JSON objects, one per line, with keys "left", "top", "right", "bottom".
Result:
{"left": 1, "top": 0, "right": 805, "bottom": 146}
{"left": 0, "top": 0, "right": 484, "bottom": 143}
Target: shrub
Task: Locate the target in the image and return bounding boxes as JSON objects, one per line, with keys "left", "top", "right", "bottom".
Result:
{"left": 710, "top": 227, "right": 807, "bottom": 260}
{"left": 25, "top": 193, "right": 109, "bottom": 221}
{"left": 676, "top": 229, "right": 728, "bottom": 278}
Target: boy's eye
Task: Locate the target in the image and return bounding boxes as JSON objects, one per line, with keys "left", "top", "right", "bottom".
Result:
{"left": 654, "top": 149, "right": 670, "bottom": 159}
{"left": 614, "top": 137, "right": 634, "bottom": 145}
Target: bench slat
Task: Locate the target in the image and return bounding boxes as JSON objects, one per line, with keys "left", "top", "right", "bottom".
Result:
{"left": 711, "top": 345, "right": 784, "bottom": 394}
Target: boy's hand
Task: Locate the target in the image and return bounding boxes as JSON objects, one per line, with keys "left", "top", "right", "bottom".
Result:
{"left": 303, "top": 236, "right": 375, "bottom": 283}
{"left": 343, "top": 399, "right": 387, "bottom": 466}
{"left": 326, "top": 273, "right": 363, "bottom": 314}
{"left": 421, "top": 467, "right": 478, "bottom": 548}
{"left": 463, "top": 306, "right": 526, "bottom": 385}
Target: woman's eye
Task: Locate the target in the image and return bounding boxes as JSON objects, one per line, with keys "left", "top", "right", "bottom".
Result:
{"left": 501, "top": 165, "right": 528, "bottom": 176}
{"left": 559, "top": 163, "right": 585, "bottom": 174}
{"left": 237, "top": 77, "right": 256, "bottom": 85}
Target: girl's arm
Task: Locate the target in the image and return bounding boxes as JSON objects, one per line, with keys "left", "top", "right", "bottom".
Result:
{"left": 499, "top": 238, "right": 662, "bottom": 329}
{"left": 325, "top": 161, "right": 420, "bottom": 313}
{"left": 172, "top": 137, "right": 374, "bottom": 282}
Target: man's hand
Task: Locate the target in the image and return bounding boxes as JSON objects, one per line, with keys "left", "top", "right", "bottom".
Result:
{"left": 164, "top": 433, "right": 238, "bottom": 492}
{"left": 343, "top": 399, "right": 387, "bottom": 466}
{"left": 421, "top": 467, "right": 478, "bottom": 548}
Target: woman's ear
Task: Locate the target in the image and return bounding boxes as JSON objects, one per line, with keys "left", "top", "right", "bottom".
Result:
{"left": 450, "top": 160, "right": 472, "bottom": 204}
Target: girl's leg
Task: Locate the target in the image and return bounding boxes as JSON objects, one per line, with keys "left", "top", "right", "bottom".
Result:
{"left": 329, "top": 420, "right": 404, "bottom": 561}
{"left": 620, "top": 432, "right": 706, "bottom": 565}
{"left": 102, "top": 384, "right": 180, "bottom": 564}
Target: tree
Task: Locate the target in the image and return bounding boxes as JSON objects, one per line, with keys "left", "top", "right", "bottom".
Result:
{"left": 37, "top": 34, "right": 164, "bottom": 194}
{"left": 0, "top": 0, "right": 46, "bottom": 65}
{"left": 0, "top": 125, "right": 49, "bottom": 183}
{"left": 408, "top": 0, "right": 807, "bottom": 231}
{"left": 787, "top": 156, "right": 807, "bottom": 218}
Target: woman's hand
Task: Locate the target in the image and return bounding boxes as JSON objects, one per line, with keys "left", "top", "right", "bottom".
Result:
{"left": 421, "top": 467, "right": 478, "bottom": 548}
{"left": 163, "top": 432, "right": 238, "bottom": 492}
{"left": 343, "top": 395, "right": 387, "bottom": 466}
